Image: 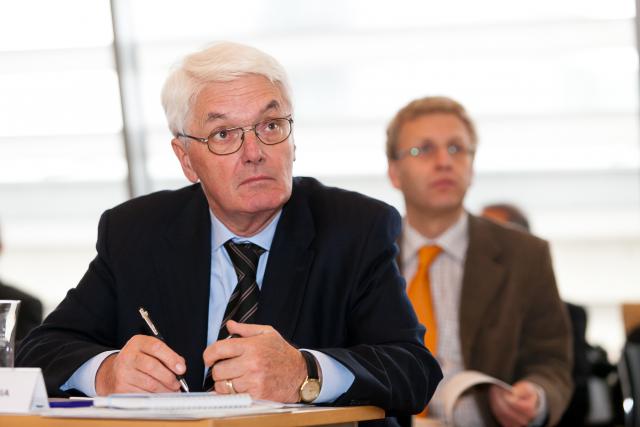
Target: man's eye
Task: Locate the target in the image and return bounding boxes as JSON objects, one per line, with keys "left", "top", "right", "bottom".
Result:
{"left": 212, "top": 130, "right": 229, "bottom": 141}
{"left": 448, "top": 144, "right": 462, "bottom": 154}
{"left": 264, "top": 121, "right": 280, "bottom": 132}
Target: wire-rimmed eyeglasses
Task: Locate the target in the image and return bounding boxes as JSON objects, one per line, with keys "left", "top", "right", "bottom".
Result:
{"left": 177, "top": 116, "right": 293, "bottom": 155}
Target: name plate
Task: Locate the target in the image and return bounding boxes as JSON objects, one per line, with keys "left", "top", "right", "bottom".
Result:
{"left": 0, "top": 368, "right": 49, "bottom": 413}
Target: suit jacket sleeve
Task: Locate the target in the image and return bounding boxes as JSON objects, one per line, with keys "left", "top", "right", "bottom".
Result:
{"left": 16, "top": 210, "right": 120, "bottom": 395}
{"left": 519, "top": 241, "right": 573, "bottom": 426}
{"left": 318, "top": 204, "right": 443, "bottom": 416}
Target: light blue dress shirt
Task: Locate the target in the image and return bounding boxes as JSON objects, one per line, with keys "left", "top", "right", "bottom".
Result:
{"left": 63, "top": 209, "right": 353, "bottom": 402}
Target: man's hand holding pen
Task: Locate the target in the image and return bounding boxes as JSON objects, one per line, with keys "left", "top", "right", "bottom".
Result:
{"left": 94, "top": 314, "right": 308, "bottom": 400}
{"left": 203, "top": 320, "right": 307, "bottom": 403}
{"left": 95, "top": 335, "right": 187, "bottom": 395}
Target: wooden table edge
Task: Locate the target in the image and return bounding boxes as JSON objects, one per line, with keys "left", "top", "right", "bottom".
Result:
{"left": 0, "top": 405, "right": 385, "bottom": 427}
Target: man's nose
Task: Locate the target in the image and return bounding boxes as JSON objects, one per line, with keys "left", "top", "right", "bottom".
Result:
{"left": 433, "top": 146, "right": 453, "bottom": 167}
{"left": 240, "top": 128, "right": 264, "bottom": 162}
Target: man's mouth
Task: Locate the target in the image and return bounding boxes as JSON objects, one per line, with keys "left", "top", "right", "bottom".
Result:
{"left": 240, "top": 175, "right": 272, "bottom": 186}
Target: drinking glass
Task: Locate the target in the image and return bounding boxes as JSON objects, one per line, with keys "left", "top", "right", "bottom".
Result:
{"left": 0, "top": 300, "right": 20, "bottom": 367}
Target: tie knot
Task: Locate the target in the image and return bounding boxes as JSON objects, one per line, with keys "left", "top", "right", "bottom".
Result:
{"left": 224, "top": 240, "right": 265, "bottom": 272}
{"left": 417, "top": 245, "right": 442, "bottom": 269}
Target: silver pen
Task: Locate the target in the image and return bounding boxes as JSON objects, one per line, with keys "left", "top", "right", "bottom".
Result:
{"left": 138, "top": 307, "right": 190, "bottom": 392}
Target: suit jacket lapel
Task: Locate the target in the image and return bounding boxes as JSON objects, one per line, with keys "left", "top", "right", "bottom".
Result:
{"left": 459, "top": 215, "right": 506, "bottom": 366}
{"left": 153, "top": 185, "right": 211, "bottom": 389}
{"left": 257, "top": 182, "right": 315, "bottom": 341}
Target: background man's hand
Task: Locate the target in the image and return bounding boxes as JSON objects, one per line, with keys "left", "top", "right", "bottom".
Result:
{"left": 203, "top": 320, "right": 307, "bottom": 402}
{"left": 488, "top": 380, "right": 540, "bottom": 427}
{"left": 95, "top": 335, "right": 186, "bottom": 395}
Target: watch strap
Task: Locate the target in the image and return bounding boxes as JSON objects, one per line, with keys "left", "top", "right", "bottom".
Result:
{"left": 300, "top": 350, "right": 319, "bottom": 380}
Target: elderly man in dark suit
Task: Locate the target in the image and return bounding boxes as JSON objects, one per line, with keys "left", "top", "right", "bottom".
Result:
{"left": 16, "top": 42, "right": 441, "bottom": 426}
{"left": 386, "top": 96, "right": 572, "bottom": 426}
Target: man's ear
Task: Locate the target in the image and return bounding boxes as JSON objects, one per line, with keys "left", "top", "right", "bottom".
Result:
{"left": 387, "top": 160, "right": 402, "bottom": 190}
{"left": 171, "top": 138, "right": 199, "bottom": 183}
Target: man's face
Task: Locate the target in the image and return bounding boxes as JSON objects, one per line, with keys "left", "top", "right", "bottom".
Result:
{"left": 388, "top": 113, "right": 474, "bottom": 217}
{"left": 172, "top": 74, "right": 295, "bottom": 225}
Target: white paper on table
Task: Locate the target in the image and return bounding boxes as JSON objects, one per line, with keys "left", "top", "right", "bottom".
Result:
{"left": 94, "top": 392, "right": 251, "bottom": 410}
{"left": 439, "top": 370, "right": 512, "bottom": 425}
{"left": 42, "top": 400, "right": 288, "bottom": 420}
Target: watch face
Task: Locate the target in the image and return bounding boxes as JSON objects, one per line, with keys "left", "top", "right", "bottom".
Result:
{"left": 301, "top": 379, "right": 321, "bottom": 402}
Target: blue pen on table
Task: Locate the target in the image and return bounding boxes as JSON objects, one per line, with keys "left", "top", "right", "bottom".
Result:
{"left": 49, "top": 399, "right": 94, "bottom": 408}
{"left": 138, "top": 307, "right": 190, "bottom": 393}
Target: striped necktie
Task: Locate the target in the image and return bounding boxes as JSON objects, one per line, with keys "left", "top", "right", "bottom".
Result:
{"left": 203, "top": 240, "right": 265, "bottom": 391}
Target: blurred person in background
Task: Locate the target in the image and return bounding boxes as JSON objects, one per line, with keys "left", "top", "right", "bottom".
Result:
{"left": 480, "top": 203, "right": 529, "bottom": 232}
{"left": 386, "top": 96, "right": 572, "bottom": 426}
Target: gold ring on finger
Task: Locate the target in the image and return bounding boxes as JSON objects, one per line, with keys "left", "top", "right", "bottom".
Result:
{"left": 225, "top": 379, "right": 236, "bottom": 394}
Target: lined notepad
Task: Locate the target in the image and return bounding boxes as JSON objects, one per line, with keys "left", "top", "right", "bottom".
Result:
{"left": 93, "top": 392, "right": 252, "bottom": 410}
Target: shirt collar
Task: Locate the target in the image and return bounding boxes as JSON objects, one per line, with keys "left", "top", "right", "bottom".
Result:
{"left": 210, "top": 210, "right": 282, "bottom": 252}
{"left": 403, "top": 212, "right": 469, "bottom": 264}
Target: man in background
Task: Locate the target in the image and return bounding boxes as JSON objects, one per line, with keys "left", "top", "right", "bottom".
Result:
{"left": 17, "top": 42, "right": 441, "bottom": 426}
{"left": 386, "top": 96, "right": 572, "bottom": 426}
{"left": 0, "top": 221, "right": 43, "bottom": 341}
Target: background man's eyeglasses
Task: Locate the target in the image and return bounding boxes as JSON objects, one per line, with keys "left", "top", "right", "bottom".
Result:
{"left": 392, "top": 142, "right": 475, "bottom": 161}
{"left": 178, "top": 116, "right": 293, "bottom": 155}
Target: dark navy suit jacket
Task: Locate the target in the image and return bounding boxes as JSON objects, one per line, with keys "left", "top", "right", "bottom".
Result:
{"left": 17, "top": 177, "right": 442, "bottom": 425}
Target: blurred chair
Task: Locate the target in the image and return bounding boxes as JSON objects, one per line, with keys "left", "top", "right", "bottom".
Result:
{"left": 618, "top": 334, "right": 640, "bottom": 427}
{"left": 557, "top": 302, "right": 591, "bottom": 426}
{"left": 623, "top": 304, "right": 640, "bottom": 336}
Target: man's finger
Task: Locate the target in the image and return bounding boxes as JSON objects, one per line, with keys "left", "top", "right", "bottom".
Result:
{"left": 113, "top": 382, "right": 147, "bottom": 394}
{"left": 503, "top": 397, "right": 534, "bottom": 425}
{"left": 211, "top": 356, "right": 246, "bottom": 381}
{"left": 504, "top": 396, "right": 537, "bottom": 419}
{"left": 214, "top": 378, "right": 236, "bottom": 395}
{"left": 137, "top": 335, "right": 187, "bottom": 375}
{"left": 511, "top": 381, "right": 537, "bottom": 399}
{"left": 132, "top": 352, "right": 181, "bottom": 390}
{"left": 125, "top": 368, "right": 179, "bottom": 393}
{"left": 508, "top": 381, "right": 539, "bottom": 419}
{"left": 489, "top": 386, "right": 530, "bottom": 426}
{"left": 226, "top": 320, "right": 273, "bottom": 337}
{"left": 203, "top": 338, "right": 244, "bottom": 367}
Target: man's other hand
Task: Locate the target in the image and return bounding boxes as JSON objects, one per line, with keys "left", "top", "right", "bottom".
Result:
{"left": 203, "top": 320, "right": 307, "bottom": 402}
{"left": 488, "top": 380, "right": 540, "bottom": 427}
{"left": 95, "top": 335, "right": 186, "bottom": 395}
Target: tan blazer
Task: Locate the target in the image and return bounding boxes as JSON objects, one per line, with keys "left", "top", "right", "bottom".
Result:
{"left": 400, "top": 215, "right": 573, "bottom": 426}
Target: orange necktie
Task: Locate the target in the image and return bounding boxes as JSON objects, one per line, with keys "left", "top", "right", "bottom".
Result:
{"left": 408, "top": 245, "right": 442, "bottom": 417}
{"left": 408, "top": 245, "right": 442, "bottom": 353}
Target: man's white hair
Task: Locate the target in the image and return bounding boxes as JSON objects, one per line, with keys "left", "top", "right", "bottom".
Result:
{"left": 161, "top": 41, "right": 293, "bottom": 136}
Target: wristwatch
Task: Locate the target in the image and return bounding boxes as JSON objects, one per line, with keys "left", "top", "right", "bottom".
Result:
{"left": 299, "top": 350, "right": 322, "bottom": 403}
